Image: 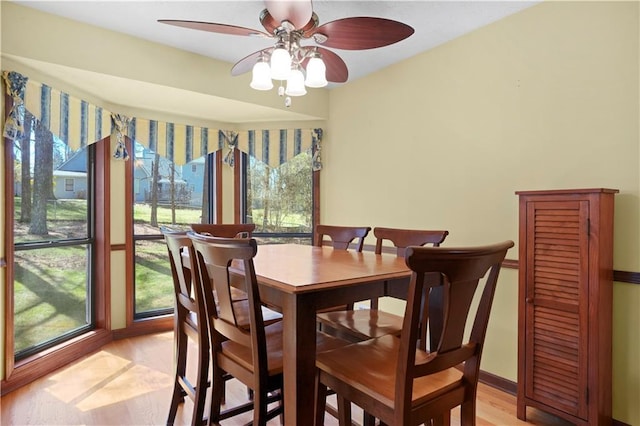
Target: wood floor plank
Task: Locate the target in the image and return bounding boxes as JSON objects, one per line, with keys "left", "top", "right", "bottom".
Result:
{"left": 1, "top": 332, "right": 572, "bottom": 425}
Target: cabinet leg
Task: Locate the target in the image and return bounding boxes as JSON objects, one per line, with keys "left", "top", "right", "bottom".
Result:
{"left": 517, "top": 401, "right": 526, "bottom": 421}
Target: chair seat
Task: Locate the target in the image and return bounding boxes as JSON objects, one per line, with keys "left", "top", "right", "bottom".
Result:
{"left": 189, "top": 301, "right": 282, "bottom": 329}
{"left": 232, "top": 300, "right": 283, "bottom": 328}
{"left": 229, "top": 286, "right": 248, "bottom": 301}
{"left": 316, "top": 334, "right": 463, "bottom": 408}
{"left": 223, "top": 321, "right": 350, "bottom": 376}
{"left": 316, "top": 309, "right": 403, "bottom": 341}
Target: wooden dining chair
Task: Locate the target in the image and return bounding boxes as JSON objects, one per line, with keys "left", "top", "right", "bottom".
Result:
{"left": 313, "top": 224, "right": 372, "bottom": 317}
{"left": 191, "top": 223, "right": 259, "bottom": 304}
{"left": 316, "top": 227, "right": 449, "bottom": 346}
{"left": 315, "top": 240, "right": 514, "bottom": 426}
{"left": 188, "top": 232, "right": 348, "bottom": 425}
{"left": 314, "top": 224, "right": 371, "bottom": 251}
{"left": 162, "top": 229, "right": 210, "bottom": 426}
{"left": 190, "top": 223, "right": 256, "bottom": 238}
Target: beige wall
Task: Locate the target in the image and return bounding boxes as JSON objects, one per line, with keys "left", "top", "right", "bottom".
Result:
{"left": 1, "top": 1, "right": 639, "bottom": 424}
{"left": 324, "top": 2, "right": 639, "bottom": 424}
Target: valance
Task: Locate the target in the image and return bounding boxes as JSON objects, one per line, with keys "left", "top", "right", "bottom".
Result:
{"left": 2, "top": 70, "right": 322, "bottom": 168}
{"left": 126, "top": 117, "right": 226, "bottom": 165}
{"left": 237, "top": 128, "right": 315, "bottom": 168}
{"left": 23, "top": 75, "right": 112, "bottom": 150}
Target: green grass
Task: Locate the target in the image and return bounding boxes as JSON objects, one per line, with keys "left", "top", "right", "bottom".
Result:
{"left": 134, "top": 239, "right": 174, "bottom": 312}
{"left": 13, "top": 246, "right": 90, "bottom": 354}
{"left": 133, "top": 203, "right": 202, "bottom": 225}
{"left": 13, "top": 197, "right": 202, "bottom": 353}
{"left": 12, "top": 197, "right": 310, "bottom": 354}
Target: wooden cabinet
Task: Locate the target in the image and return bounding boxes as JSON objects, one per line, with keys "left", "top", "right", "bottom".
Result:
{"left": 516, "top": 188, "right": 617, "bottom": 425}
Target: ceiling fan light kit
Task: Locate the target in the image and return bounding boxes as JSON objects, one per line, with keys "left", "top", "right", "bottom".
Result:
{"left": 159, "top": 0, "right": 414, "bottom": 107}
{"left": 249, "top": 55, "right": 273, "bottom": 91}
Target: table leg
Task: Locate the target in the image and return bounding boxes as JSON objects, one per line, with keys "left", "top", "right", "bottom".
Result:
{"left": 281, "top": 292, "right": 317, "bottom": 425}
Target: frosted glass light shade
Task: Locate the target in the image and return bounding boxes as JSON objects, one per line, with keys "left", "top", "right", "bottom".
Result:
{"left": 285, "top": 69, "right": 307, "bottom": 96}
{"left": 250, "top": 61, "right": 273, "bottom": 90}
{"left": 270, "top": 47, "right": 291, "bottom": 80}
{"left": 304, "top": 57, "right": 328, "bottom": 88}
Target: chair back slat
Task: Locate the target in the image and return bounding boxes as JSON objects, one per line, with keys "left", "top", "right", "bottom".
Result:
{"left": 191, "top": 223, "right": 256, "bottom": 238}
{"left": 397, "top": 241, "right": 513, "bottom": 417}
{"left": 315, "top": 224, "right": 371, "bottom": 251}
{"left": 373, "top": 227, "right": 449, "bottom": 339}
{"left": 374, "top": 227, "right": 449, "bottom": 257}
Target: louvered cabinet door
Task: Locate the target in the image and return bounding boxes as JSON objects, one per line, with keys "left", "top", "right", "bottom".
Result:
{"left": 517, "top": 188, "right": 616, "bottom": 426}
{"left": 523, "top": 200, "right": 590, "bottom": 419}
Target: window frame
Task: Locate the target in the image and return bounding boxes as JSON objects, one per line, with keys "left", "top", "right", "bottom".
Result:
{"left": 2, "top": 88, "right": 111, "bottom": 394}
{"left": 12, "top": 145, "right": 96, "bottom": 360}
{"left": 233, "top": 149, "right": 320, "bottom": 242}
{"left": 123, "top": 140, "right": 219, "bottom": 332}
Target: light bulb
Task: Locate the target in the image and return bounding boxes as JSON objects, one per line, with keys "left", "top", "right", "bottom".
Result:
{"left": 305, "top": 56, "right": 328, "bottom": 88}
{"left": 250, "top": 60, "right": 273, "bottom": 90}
{"left": 285, "top": 68, "right": 307, "bottom": 96}
{"left": 270, "top": 46, "right": 291, "bottom": 80}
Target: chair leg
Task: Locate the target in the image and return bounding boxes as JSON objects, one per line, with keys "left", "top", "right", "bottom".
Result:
{"left": 337, "top": 395, "right": 352, "bottom": 426}
{"left": 192, "top": 347, "right": 209, "bottom": 426}
{"left": 431, "top": 412, "right": 451, "bottom": 426}
{"left": 363, "top": 412, "right": 376, "bottom": 426}
{"left": 279, "top": 385, "right": 285, "bottom": 425}
{"left": 166, "top": 380, "right": 183, "bottom": 425}
{"left": 208, "top": 364, "right": 225, "bottom": 423}
{"left": 167, "top": 330, "right": 188, "bottom": 425}
{"left": 253, "top": 389, "right": 268, "bottom": 426}
{"left": 460, "top": 399, "right": 476, "bottom": 426}
{"left": 314, "top": 378, "right": 327, "bottom": 426}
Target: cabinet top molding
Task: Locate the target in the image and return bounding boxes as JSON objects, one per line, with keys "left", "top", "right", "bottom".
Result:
{"left": 515, "top": 188, "right": 619, "bottom": 195}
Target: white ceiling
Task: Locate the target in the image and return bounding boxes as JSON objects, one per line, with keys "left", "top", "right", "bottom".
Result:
{"left": 9, "top": 0, "right": 539, "bottom": 123}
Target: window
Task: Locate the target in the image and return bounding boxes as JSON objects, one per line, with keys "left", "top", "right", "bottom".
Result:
{"left": 240, "top": 151, "right": 315, "bottom": 244}
{"left": 12, "top": 121, "right": 95, "bottom": 360}
{"left": 131, "top": 143, "right": 211, "bottom": 318}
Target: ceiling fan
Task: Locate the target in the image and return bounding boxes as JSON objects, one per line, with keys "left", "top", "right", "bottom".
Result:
{"left": 159, "top": 0, "right": 414, "bottom": 105}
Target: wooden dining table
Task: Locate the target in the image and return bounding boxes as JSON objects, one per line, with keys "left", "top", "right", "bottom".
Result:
{"left": 244, "top": 243, "right": 411, "bottom": 425}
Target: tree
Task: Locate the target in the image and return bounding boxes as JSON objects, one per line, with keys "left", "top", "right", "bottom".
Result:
{"left": 262, "top": 166, "right": 271, "bottom": 230}
{"left": 170, "top": 162, "right": 176, "bottom": 224}
{"left": 29, "top": 121, "right": 54, "bottom": 235}
{"left": 19, "top": 111, "right": 33, "bottom": 223}
{"left": 201, "top": 160, "right": 209, "bottom": 223}
{"left": 150, "top": 152, "right": 160, "bottom": 227}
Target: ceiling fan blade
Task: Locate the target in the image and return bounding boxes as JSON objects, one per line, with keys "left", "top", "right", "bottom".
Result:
{"left": 158, "top": 19, "right": 270, "bottom": 38}
{"left": 265, "top": 0, "right": 313, "bottom": 29}
{"left": 302, "top": 47, "right": 348, "bottom": 83}
{"left": 308, "top": 17, "right": 414, "bottom": 50}
{"left": 231, "top": 49, "right": 272, "bottom": 76}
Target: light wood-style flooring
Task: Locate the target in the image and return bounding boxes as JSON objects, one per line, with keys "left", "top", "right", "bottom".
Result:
{"left": 1, "top": 332, "right": 573, "bottom": 425}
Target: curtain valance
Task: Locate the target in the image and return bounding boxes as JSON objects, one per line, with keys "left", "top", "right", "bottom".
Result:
{"left": 24, "top": 73, "right": 111, "bottom": 150}
{"left": 2, "top": 70, "right": 322, "bottom": 168}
